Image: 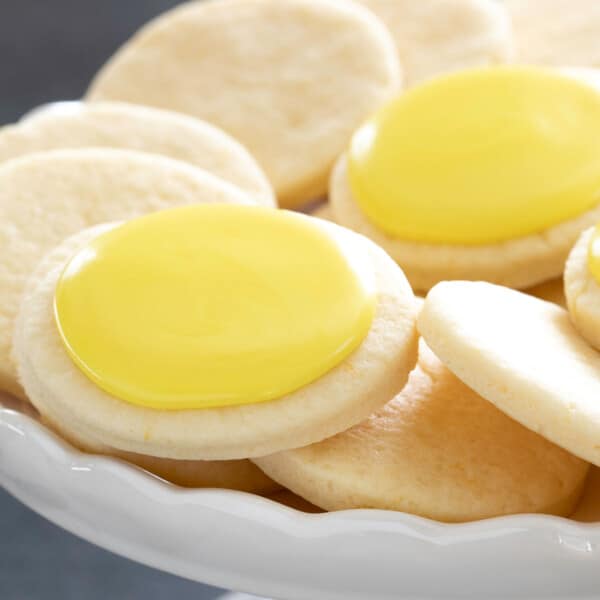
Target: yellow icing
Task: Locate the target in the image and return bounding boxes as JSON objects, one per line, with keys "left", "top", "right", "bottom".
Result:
{"left": 54, "top": 205, "right": 376, "bottom": 410}
{"left": 587, "top": 223, "right": 600, "bottom": 284}
{"left": 348, "top": 67, "right": 600, "bottom": 245}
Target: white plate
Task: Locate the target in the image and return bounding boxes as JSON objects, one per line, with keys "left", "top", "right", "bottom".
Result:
{"left": 1, "top": 403, "right": 600, "bottom": 600}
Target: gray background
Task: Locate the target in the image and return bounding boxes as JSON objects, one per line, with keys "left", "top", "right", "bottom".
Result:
{"left": 0, "top": 1, "right": 223, "bottom": 598}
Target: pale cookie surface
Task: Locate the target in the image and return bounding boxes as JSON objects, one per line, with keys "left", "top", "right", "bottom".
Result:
{"left": 507, "top": 0, "right": 600, "bottom": 67}
{"left": 419, "top": 281, "right": 600, "bottom": 467}
{"left": 0, "top": 101, "right": 274, "bottom": 206}
{"left": 255, "top": 340, "right": 588, "bottom": 521}
{"left": 355, "top": 0, "right": 514, "bottom": 85}
{"left": 41, "top": 412, "right": 279, "bottom": 494}
{"left": 329, "top": 156, "right": 600, "bottom": 292}
{"left": 14, "top": 221, "right": 418, "bottom": 460}
{"left": 87, "top": 0, "right": 401, "bottom": 207}
{"left": 0, "top": 148, "right": 251, "bottom": 398}
{"left": 564, "top": 227, "right": 600, "bottom": 351}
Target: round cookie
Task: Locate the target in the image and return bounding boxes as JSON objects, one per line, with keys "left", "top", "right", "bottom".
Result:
{"left": 418, "top": 280, "right": 600, "bottom": 468}
{"left": 564, "top": 227, "right": 600, "bottom": 350}
{"left": 330, "top": 156, "right": 600, "bottom": 292}
{"left": 0, "top": 101, "right": 274, "bottom": 206}
{"left": 329, "top": 68, "right": 600, "bottom": 291}
{"left": 255, "top": 340, "right": 588, "bottom": 521}
{"left": 355, "top": 0, "right": 514, "bottom": 86}
{"left": 86, "top": 0, "right": 401, "bottom": 208}
{"left": 507, "top": 0, "right": 600, "bottom": 68}
{"left": 14, "top": 218, "right": 418, "bottom": 461}
{"left": 41, "top": 413, "right": 279, "bottom": 494}
{"left": 526, "top": 279, "right": 566, "bottom": 308}
{"left": 0, "top": 148, "right": 252, "bottom": 398}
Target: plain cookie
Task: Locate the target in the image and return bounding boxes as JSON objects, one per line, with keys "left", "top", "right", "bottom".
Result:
{"left": 255, "top": 340, "right": 588, "bottom": 521}
{"left": 419, "top": 281, "right": 600, "bottom": 468}
{"left": 356, "top": 0, "right": 514, "bottom": 85}
{"left": 87, "top": 0, "right": 401, "bottom": 207}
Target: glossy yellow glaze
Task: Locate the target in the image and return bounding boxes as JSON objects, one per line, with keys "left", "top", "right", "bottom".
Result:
{"left": 54, "top": 205, "right": 376, "bottom": 410}
{"left": 348, "top": 67, "right": 600, "bottom": 244}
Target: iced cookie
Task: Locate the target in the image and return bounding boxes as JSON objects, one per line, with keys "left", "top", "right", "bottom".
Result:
{"left": 255, "top": 340, "right": 588, "bottom": 521}
{"left": 355, "top": 0, "right": 514, "bottom": 85}
{"left": 526, "top": 279, "right": 566, "bottom": 308}
{"left": 86, "top": 0, "right": 401, "bottom": 207}
{"left": 14, "top": 205, "right": 418, "bottom": 460}
{"left": 564, "top": 226, "right": 600, "bottom": 351}
{"left": 0, "top": 102, "right": 274, "bottom": 206}
{"left": 418, "top": 281, "right": 600, "bottom": 467}
{"left": 0, "top": 148, "right": 252, "bottom": 398}
{"left": 330, "top": 67, "right": 600, "bottom": 291}
{"left": 507, "top": 0, "right": 600, "bottom": 68}
{"left": 42, "top": 412, "right": 279, "bottom": 493}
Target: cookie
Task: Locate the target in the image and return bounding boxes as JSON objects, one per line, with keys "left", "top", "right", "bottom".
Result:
{"left": 564, "top": 226, "right": 600, "bottom": 350}
{"left": 419, "top": 281, "right": 600, "bottom": 468}
{"left": 507, "top": 0, "right": 600, "bottom": 67}
{"left": 0, "top": 101, "right": 274, "bottom": 206}
{"left": 356, "top": 0, "right": 514, "bottom": 85}
{"left": 329, "top": 67, "right": 600, "bottom": 291}
{"left": 254, "top": 340, "right": 588, "bottom": 521}
{"left": 14, "top": 208, "right": 418, "bottom": 460}
{"left": 0, "top": 148, "right": 251, "bottom": 398}
{"left": 41, "top": 412, "right": 279, "bottom": 494}
{"left": 86, "top": 0, "right": 401, "bottom": 207}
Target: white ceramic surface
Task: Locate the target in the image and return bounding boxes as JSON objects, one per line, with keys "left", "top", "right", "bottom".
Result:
{"left": 1, "top": 405, "right": 600, "bottom": 600}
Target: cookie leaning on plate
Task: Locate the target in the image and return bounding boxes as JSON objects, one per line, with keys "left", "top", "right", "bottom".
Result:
{"left": 255, "top": 339, "right": 588, "bottom": 521}
{"left": 355, "top": 0, "right": 514, "bottom": 85}
{"left": 330, "top": 66, "right": 600, "bottom": 291}
{"left": 86, "top": 0, "right": 401, "bottom": 207}
{"left": 0, "top": 148, "right": 253, "bottom": 398}
{"left": 0, "top": 101, "right": 274, "bottom": 206}
{"left": 14, "top": 206, "right": 418, "bottom": 460}
{"left": 418, "top": 281, "right": 600, "bottom": 468}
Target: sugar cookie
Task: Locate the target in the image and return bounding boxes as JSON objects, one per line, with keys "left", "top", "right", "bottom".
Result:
{"left": 330, "top": 67, "right": 600, "bottom": 291}
{"left": 507, "top": 0, "right": 600, "bottom": 67}
{"left": 14, "top": 212, "right": 418, "bottom": 460}
{"left": 355, "top": 0, "right": 514, "bottom": 85}
{"left": 419, "top": 281, "right": 600, "bottom": 468}
{"left": 87, "top": 0, "right": 401, "bottom": 207}
{"left": 40, "top": 412, "right": 279, "bottom": 493}
{"left": 0, "top": 101, "right": 274, "bottom": 206}
{"left": 0, "top": 148, "right": 251, "bottom": 398}
{"left": 255, "top": 340, "right": 588, "bottom": 521}
{"left": 564, "top": 227, "right": 600, "bottom": 351}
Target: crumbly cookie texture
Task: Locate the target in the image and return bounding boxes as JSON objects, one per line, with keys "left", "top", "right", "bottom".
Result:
{"left": 419, "top": 281, "right": 600, "bottom": 468}
{"left": 508, "top": 0, "right": 600, "bottom": 67}
{"left": 87, "top": 0, "right": 401, "bottom": 207}
{"left": 0, "top": 101, "right": 274, "bottom": 206}
{"left": 356, "top": 0, "right": 514, "bottom": 85}
{"left": 254, "top": 340, "right": 588, "bottom": 521}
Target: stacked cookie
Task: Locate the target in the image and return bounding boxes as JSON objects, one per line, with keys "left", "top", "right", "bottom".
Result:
{"left": 3, "top": 0, "right": 600, "bottom": 523}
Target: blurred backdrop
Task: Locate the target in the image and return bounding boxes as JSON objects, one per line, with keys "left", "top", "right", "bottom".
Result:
{"left": 0, "top": 1, "right": 224, "bottom": 598}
